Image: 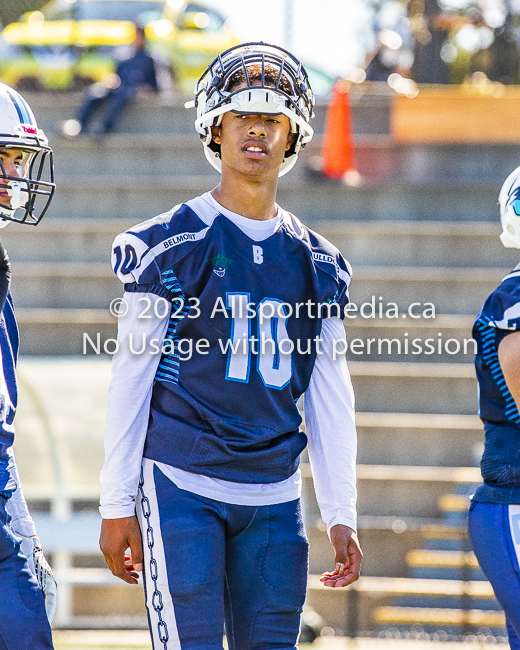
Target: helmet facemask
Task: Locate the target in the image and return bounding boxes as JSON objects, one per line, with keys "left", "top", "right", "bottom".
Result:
{"left": 0, "top": 139, "right": 54, "bottom": 227}
{"left": 188, "top": 43, "right": 315, "bottom": 177}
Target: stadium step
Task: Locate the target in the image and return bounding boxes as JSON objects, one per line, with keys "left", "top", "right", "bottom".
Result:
{"left": 317, "top": 221, "right": 518, "bottom": 268}
{"left": 438, "top": 494, "right": 472, "bottom": 512}
{"left": 8, "top": 262, "right": 120, "bottom": 309}
{"left": 307, "top": 575, "right": 493, "bottom": 596}
{"left": 368, "top": 540, "right": 503, "bottom": 637}
{"left": 346, "top": 265, "right": 506, "bottom": 315}
{"left": 355, "top": 413, "right": 482, "bottom": 467}
{"left": 407, "top": 549, "right": 479, "bottom": 570}
{"left": 40, "top": 174, "right": 500, "bottom": 222}
{"left": 349, "top": 362, "right": 477, "bottom": 414}
{"left": 304, "top": 464, "right": 479, "bottom": 522}
{"left": 5, "top": 259, "right": 502, "bottom": 314}
{"left": 344, "top": 315, "right": 476, "bottom": 363}
{"left": 304, "top": 575, "right": 501, "bottom": 635}
{"left": 406, "top": 549, "right": 484, "bottom": 581}
{"left": 422, "top": 525, "right": 470, "bottom": 552}
{"left": 438, "top": 494, "right": 473, "bottom": 526}
{"left": 373, "top": 606, "right": 504, "bottom": 628}
{"left": 26, "top": 92, "right": 385, "bottom": 137}
{"left": 45, "top": 130, "right": 520, "bottom": 186}
{"left": 15, "top": 308, "right": 115, "bottom": 356}
{"left": 1, "top": 218, "right": 136, "bottom": 263}
{"left": 2, "top": 218, "right": 517, "bottom": 269}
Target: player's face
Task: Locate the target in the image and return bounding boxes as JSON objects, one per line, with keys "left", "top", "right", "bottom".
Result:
{"left": 0, "top": 148, "right": 27, "bottom": 208}
{"left": 211, "top": 90, "right": 293, "bottom": 179}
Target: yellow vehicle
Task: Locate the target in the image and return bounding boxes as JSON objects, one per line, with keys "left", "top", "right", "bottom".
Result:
{"left": 0, "top": 0, "right": 239, "bottom": 93}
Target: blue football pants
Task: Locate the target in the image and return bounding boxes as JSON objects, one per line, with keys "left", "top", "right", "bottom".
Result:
{"left": 468, "top": 501, "right": 520, "bottom": 649}
{"left": 137, "top": 460, "right": 309, "bottom": 650}
{"left": 0, "top": 492, "right": 53, "bottom": 650}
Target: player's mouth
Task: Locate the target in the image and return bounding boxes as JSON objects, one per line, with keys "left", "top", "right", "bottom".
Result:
{"left": 242, "top": 140, "right": 268, "bottom": 159}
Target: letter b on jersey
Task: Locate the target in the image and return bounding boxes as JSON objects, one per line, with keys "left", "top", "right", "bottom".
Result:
{"left": 252, "top": 245, "right": 263, "bottom": 265}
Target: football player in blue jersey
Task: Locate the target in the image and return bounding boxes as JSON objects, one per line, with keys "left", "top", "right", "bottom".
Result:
{"left": 99, "top": 42, "right": 361, "bottom": 650}
{"left": 0, "top": 83, "right": 56, "bottom": 649}
{"left": 470, "top": 166, "right": 520, "bottom": 649}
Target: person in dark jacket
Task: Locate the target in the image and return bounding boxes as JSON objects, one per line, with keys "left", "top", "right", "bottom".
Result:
{"left": 73, "top": 25, "right": 158, "bottom": 136}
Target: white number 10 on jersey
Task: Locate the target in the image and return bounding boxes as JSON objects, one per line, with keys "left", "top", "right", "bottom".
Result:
{"left": 225, "top": 293, "right": 292, "bottom": 390}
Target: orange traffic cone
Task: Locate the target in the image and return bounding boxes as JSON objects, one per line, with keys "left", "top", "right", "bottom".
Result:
{"left": 321, "top": 80, "right": 361, "bottom": 186}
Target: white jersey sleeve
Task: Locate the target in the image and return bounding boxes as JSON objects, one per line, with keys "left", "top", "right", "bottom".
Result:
{"left": 305, "top": 317, "right": 357, "bottom": 535}
{"left": 5, "top": 448, "right": 37, "bottom": 537}
{"left": 99, "top": 292, "right": 169, "bottom": 519}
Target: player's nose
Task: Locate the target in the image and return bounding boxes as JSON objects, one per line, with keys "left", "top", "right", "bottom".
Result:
{"left": 248, "top": 117, "right": 267, "bottom": 137}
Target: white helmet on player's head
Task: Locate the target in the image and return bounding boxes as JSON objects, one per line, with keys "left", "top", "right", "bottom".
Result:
{"left": 0, "top": 82, "right": 55, "bottom": 227}
{"left": 187, "top": 42, "right": 315, "bottom": 177}
{"left": 499, "top": 166, "right": 520, "bottom": 248}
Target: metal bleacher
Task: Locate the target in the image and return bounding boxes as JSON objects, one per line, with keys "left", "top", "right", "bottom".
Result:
{"left": 6, "top": 87, "right": 516, "bottom": 637}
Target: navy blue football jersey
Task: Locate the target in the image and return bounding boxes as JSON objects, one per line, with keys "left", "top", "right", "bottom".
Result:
{"left": 0, "top": 294, "right": 19, "bottom": 492}
{"left": 473, "top": 270, "right": 520, "bottom": 427}
{"left": 112, "top": 193, "right": 351, "bottom": 484}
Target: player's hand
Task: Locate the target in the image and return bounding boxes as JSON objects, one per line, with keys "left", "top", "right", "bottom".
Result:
{"left": 320, "top": 524, "right": 362, "bottom": 588}
{"left": 19, "top": 534, "right": 58, "bottom": 621}
{"left": 100, "top": 515, "right": 144, "bottom": 584}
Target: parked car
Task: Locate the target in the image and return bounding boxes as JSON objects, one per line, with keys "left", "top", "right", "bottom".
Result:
{"left": 0, "top": 0, "right": 238, "bottom": 93}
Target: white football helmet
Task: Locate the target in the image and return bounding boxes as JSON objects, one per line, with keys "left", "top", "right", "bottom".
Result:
{"left": 187, "top": 42, "right": 315, "bottom": 177}
{"left": 0, "top": 82, "right": 54, "bottom": 226}
{"left": 499, "top": 166, "right": 520, "bottom": 248}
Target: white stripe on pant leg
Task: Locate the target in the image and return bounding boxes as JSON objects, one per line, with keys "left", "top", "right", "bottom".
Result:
{"left": 508, "top": 505, "right": 520, "bottom": 569}
{"left": 137, "top": 458, "right": 182, "bottom": 650}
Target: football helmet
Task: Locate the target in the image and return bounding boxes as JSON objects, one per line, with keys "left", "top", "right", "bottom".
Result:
{"left": 0, "top": 82, "right": 55, "bottom": 226}
{"left": 499, "top": 166, "right": 520, "bottom": 248}
{"left": 187, "top": 42, "right": 315, "bottom": 177}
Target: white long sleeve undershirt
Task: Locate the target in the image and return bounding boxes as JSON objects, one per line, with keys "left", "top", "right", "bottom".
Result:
{"left": 100, "top": 294, "right": 357, "bottom": 532}
{"left": 5, "top": 448, "right": 37, "bottom": 537}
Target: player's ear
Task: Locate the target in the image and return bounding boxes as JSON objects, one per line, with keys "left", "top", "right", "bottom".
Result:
{"left": 211, "top": 124, "right": 222, "bottom": 145}
{"left": 285, "top": 130, "right": 296, "bottom": 152}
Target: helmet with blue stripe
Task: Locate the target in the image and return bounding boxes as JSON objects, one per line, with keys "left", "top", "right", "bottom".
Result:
{"left": 499, "top": 166, "right": 520, "bottom": 248}
{"left": 0, "top": 82, "right": 54, "bottom": 226}
{"left": 187, "top": 42, "right": 315, "bottom": 177}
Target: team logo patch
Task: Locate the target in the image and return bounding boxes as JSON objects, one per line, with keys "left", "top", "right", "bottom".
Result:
{"left": 206, "top": 253, "right": 233, "bottom": 277}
